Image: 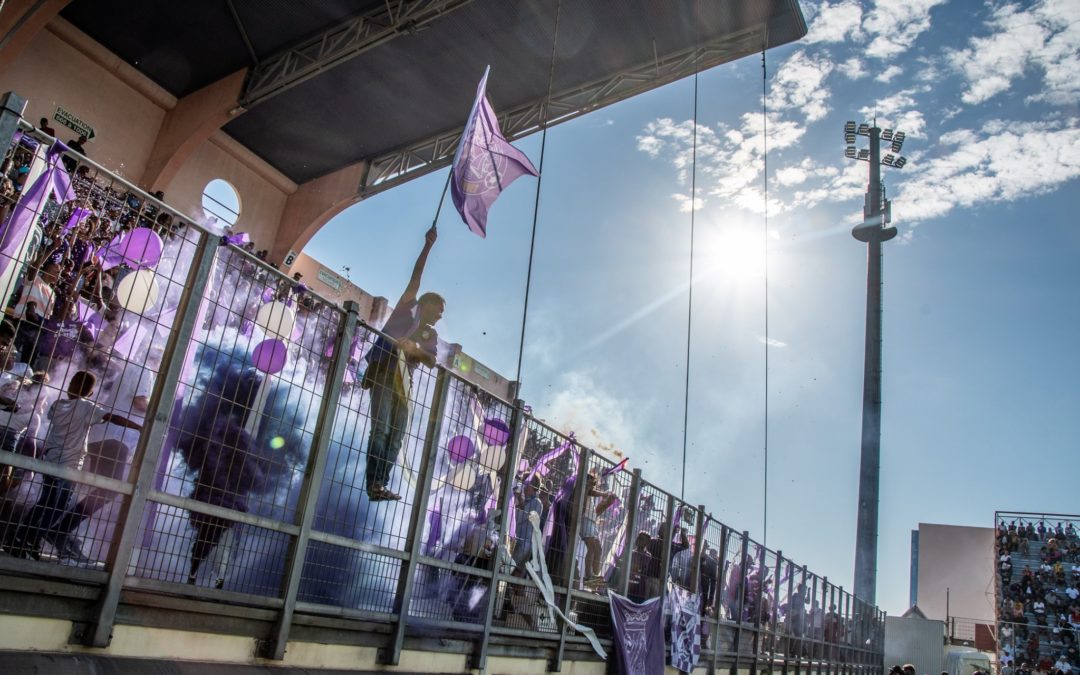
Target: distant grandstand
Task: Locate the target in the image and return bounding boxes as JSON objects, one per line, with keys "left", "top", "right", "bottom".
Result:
{"left": 995, "top": 512, "right": 1080, "bottom": 674}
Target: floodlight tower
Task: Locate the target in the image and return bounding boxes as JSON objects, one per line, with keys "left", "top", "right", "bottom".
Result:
{"left": 845, "top": 120, "right": 906, "bottom": 606}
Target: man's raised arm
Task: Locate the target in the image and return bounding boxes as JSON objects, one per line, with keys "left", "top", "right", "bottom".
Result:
{"left": 399, "top": 225, "right": 438, "bottom": 305}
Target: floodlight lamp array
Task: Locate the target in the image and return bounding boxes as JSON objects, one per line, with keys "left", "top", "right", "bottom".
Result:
{"left": 843, "top": 121, "right": 908, "bottom": 168}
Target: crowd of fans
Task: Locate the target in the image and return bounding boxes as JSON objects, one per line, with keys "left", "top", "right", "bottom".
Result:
{"left": 998, "top": 518, "right": 1080, "bottom": 675}
{"left": 0, "top": 129, "right": 308, "bottom": 567}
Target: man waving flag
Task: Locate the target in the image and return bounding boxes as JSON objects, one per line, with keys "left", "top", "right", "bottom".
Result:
{"left": 450, "top": 66, "right": 539, "bottom": 237}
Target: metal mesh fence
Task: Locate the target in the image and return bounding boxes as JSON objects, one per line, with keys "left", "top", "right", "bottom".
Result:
{"left": 0, "top": 126, "right": 886, "bottom": 669}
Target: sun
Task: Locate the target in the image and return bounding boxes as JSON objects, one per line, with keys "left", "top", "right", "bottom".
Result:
{"left": 698, "top": 223, "right": 770, "bottom": 283}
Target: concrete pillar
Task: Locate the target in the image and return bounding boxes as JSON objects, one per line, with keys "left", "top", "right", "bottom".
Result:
{"left": 141, "top": 69, "right": 248, "bottom": 192}
{"left": 270, "top": 161, "right": 368, "bottom": 267}
{"left": 0, "top": 0, "right": 71, "bottom": 75}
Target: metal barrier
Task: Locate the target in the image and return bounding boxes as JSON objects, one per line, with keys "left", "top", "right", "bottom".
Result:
{"left": 0, "top": 123, "right": 885, "bottom": 671}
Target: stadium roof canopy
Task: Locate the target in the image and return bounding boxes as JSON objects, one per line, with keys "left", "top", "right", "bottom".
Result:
{"left": 62, "top": 0, "right": 806, "bottom": 195}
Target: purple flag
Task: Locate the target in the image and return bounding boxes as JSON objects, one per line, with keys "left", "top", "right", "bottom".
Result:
{"left": 0, "top": 141, "right": 75, "bottom": 278}
{"left": 450, "top": 67, "right": 539, "bottom": 237}
{"left": 609, "top": 592, "right": 665, "bottom": 675}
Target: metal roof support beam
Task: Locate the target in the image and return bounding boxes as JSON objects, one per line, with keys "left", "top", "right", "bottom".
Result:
{"left": 141, "top": 69, "right": 247, "bottom": 192}
{"left": 239, "top": 0, "right": 476, "bottom": 109}
{"left": 0, "top": 0, "right": 71, "bottom": 74}
{"left": 358, "top": 23, "right": 769, "bottom": 198}
{"left": 268, "top": 160, "right": 369, "bottom": 268}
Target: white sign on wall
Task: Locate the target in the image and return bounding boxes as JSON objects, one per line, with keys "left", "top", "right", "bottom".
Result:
{"left": 317, "top": 268, "right": 342, "bottom": 291}
{"left": 54, "top": 107, "right": 95, "bottom": 140}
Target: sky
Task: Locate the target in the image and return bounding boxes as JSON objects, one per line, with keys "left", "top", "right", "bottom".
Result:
{"left": 305, "top": 0, "right": 1080, "bottom": 617}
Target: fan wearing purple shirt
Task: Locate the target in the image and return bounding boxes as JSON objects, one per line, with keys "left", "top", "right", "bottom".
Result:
{"left": 361, "top": 225, "right": 442, "bottom": 502}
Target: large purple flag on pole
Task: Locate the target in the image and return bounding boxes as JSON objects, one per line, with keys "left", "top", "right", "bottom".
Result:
{"left": 450, "top": 66, "right": 539, "bottom": 237}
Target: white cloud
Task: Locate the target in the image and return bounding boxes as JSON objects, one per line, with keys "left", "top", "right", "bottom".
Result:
{"left": 875, "top": 65, "right": 903, "bottom": 82}
{"left": 838, "top": 57, "right": 868, "bottom": 79}
{"left": 789, "top": 161, "right": 867, "bottom": 211}
{"left": 863, "top": 0, "right": 948, "bottom": 59}
{"left": 672, "top": 192, "right": 704, "bottom": 212}
{"left": 759, "top": 337, "right": 788, "bottom": 348}
{"left": 894, "top": 119, "right": 1080, "bottom": 222}
{"left": 858, "top": 91, "right": 927, "bottom": 138}
{"left": 804, "top": 0, "right": 864, "bottom": 44}
{"left": 767, "top": 50, "right": 835, "bottom": 122}
{"left": 947, "top": 0, "right": 1080, "bottom": 106}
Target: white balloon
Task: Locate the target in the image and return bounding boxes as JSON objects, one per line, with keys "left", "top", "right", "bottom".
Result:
{"left": 114, "top": 269, "right": 160, "bottom": 314}
{"left": 255, "top": 301, "right": 296, "bottom": 339}
{"left": 479, "top": 444, "right": 507, "bottom": 472}
{"left": 449, "top": 464, "right": 476, "bottom": 491}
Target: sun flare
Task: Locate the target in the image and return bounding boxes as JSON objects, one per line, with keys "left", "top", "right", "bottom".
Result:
{"left": 699, "top": 224, "right": 771, "bottom": 282}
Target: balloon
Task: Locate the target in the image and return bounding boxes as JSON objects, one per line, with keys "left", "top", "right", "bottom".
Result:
{"left": 100, "top": 228, "right": 163, "bottom": 269}
{"left": 251, "top": 338, "right": 288, "bottom": 374}
{"left": 255, "top": 301, "right": 296, "bottom": 339}
{"left": 479, "top": 444, "right": 507, "bottom": 472}
{"left": 114, "top": 269, "right": 159, "bottom": 313}
{"left": 448, "top": 464, "right": 476, "bottom": 491}
{"left": 482, "top": 418, "right": 510, "bottom": 446}
{"left": 446, "top": 435, "right": 475, "bottom": 464}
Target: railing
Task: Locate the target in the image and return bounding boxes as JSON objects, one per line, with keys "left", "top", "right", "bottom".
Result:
{"left": 0, "top": 122, "right": 885, "bottom": 671}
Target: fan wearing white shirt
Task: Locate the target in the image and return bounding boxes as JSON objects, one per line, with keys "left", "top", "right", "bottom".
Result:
{"left": 9, "top": 371, "right": 141, "bottom": 560}
{"left": 47, "top": 358, "right": 156, "bottom": 563}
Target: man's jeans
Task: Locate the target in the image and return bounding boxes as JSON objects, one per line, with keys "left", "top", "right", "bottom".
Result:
{"left": 365, "top": 373, "right": 409, "bottom": 492}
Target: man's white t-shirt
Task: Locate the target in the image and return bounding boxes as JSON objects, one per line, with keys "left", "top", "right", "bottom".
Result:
{"left": 43, "top": 397, "right": 106, "bottom": 469}
{"left": 13, "top": 277, "right": 55, "bottom": 319}
{"left": 88, "top": 362, "right": 153, "bottom": 446}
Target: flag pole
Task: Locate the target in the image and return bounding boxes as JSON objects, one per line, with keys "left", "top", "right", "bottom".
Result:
{"left": 430, "top": 170, "right": 453, "bottom": 229}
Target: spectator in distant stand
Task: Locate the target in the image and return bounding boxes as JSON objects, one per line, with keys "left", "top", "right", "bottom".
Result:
{"left": 38, "top": 117, "right": 56, "bottom": 137}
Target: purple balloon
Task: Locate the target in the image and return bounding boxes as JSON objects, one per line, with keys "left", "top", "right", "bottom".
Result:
{"left": 447, "top": 435, "right": 475, "bottom": 464}
{"left": 251, "top": 338, "right": 288, "bottom": 374}
{"left": 101, "top": 227, "right": 163, "bottom": 270}
{"left": 482, "top": 418, "right": 510, "bottom": 446}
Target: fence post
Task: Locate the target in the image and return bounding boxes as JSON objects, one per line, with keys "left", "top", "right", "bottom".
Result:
{"left": 257, "top": 301, "right": 359, "bottom": 659}
{"left": 752, "top": 543, "right": 766, "bottom": 675}
{"left": 690, "top": 504, "right": 706, "bottom": 593}
{"left": 382, "top": 367, "right": 450, "bottom": 665}
{"left": 616, "top": 468, "right": 642, "bottom": 597}
{"left": 733, "top": 531, "right": 750, "bottom": 675}
{"left": 0, "top": 92, "right": 27, "bottom": 160}
{"left": 474, "top": 398, "right": 528, "bottom": 671}
{"left": 553, "top": 445, "right": 592, "bottom": 672}
{"left": 710, "top": 524, "right": 729, "bottom": 674}
{"left": 82, "top": 233, "right": 218, "bottom": 647}
{"left": 777, "top": 550, "right": 786, "bottom": 665}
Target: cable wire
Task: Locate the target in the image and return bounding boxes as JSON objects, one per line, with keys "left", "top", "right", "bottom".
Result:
{"left": 761, "top": 38, "right": 770, "bottom": 550}
{"left": 680, "top": 71, "right": 699, "bottom": 504}
{"left": 514, "top": 0, "right": 562, "bottom": 392}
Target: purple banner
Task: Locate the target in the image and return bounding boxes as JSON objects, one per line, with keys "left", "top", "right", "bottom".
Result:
{"left": 609, "top": 592, "right": 664, "bottom": 675}
{"left": 667, "top": 585, "right": 702, "bottom": 672}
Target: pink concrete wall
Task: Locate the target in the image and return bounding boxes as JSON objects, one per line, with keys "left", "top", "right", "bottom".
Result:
{"left": 166, "top": 132, "right": 293, "bottom": 248}
{"left": 0, "top": 21, "right": 170, "bottom": 181}
{"left": 0, "top": 18, "right": 295, "bottom": 253}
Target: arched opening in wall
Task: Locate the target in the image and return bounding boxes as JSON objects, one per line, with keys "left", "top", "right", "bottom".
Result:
{"left": 201, "top": 178, "right": 241, "bottom": 229}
